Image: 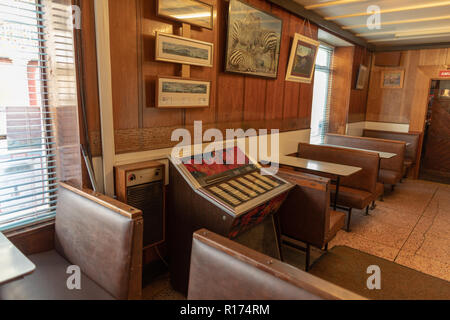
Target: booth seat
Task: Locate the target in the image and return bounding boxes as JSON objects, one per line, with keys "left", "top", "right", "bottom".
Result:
{"left": 362, "top": 129, "right": 420, "bottom": 178}
{"left": 296, "top": 143, "right": 381, "bottom": 231}
{"left": 325, "top": 134, "right": 406, "bottom": 187}
{"left": 276, "top": 169, "right": 346, "bottom": 270}
{"left": 188, "top": 229, "right": 366, "bottom": 300}
{"left": 0, "top": 182, "right": 143, "bottom": 300}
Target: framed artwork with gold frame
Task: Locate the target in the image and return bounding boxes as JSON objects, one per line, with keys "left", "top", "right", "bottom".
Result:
{"left": 285, "top": 33, "right": 319, "bottom": 83}
{"left": 155, "top": 32, "right": 213, "bottom": 67}
{"left": 156, "top": 76, "right": 211, "bottom": 108}
{"left": 380, "top": 70, "right": 405, "bottom": 89}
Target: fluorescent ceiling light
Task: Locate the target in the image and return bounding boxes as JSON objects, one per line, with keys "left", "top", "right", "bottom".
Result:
{"left": 173, "top": 13, "right": 211, "bottom": 20}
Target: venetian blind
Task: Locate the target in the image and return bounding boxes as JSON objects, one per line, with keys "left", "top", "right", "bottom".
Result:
{"left": 0, "top": 0, "right": 81, "bottom": 231}
{"left": 311, "top": 44, "right": 333, "bottom": 144}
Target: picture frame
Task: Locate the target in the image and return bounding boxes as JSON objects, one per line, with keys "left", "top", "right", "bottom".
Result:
{"left": 155, "top": 32, "right": 213, "bottom": 67}
{"left": 380, "top": 70, "right": 405, "bottom": 89}
{"left": 285, "top": 33, "right": 319, "bottom": 83}
{"left": 157, "top": 0, "right": 213, "bottom": 30}
{"left": 156, "top": 76, "right": 211, "bottom": 108}
{"left": 355, "top": 65, "right": 369, "bottom": 90}
{"left": 225, "top": 0, "right": 282, "bottom": 79}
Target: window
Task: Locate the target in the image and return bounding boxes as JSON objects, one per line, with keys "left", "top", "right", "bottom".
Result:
{"left": 310, "top": 44, "right": 333, "bottom": 144}
{"left": 0, "top": 0, "right": 81, "bottom": 231}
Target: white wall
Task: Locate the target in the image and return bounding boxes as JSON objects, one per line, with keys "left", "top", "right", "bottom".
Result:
{"left": 346, "top": 121, "right": 410, "bottom": 137}
{"left": 92, "top": 129, "right": 311, "bottom": 189}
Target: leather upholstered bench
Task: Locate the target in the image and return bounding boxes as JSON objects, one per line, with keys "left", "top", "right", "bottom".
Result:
{"left": 362, "top": 129, "right": 420, "bottom": 178}
{"left": 188, "top": 229, "right": 366, "bottom": 300}
{"left": 0, "top": 182, "right": 143, "bottom": 300}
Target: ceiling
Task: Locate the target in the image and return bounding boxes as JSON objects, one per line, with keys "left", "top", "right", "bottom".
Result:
{"left": 293, "top": 0, "right": 450, "bottom": 48}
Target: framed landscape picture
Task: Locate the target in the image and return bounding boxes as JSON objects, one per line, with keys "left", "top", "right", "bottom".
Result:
{"left": 155, "top": 32, "right": 213, "bottom": 67}
{"left": 381, "top": 70, "right": 405, "bottom": 89}
{"left": 156, "top": 76, "right": 211, "bottom": 108}
{"left": 355, "top": 65, "right": 369, "bottom": 90}
{"left": 225, "top": 0, "right": 282, "bottom": 78}
{"left": 285, "top": 33, "right": 319, "bottom": 83}
{"left": 157, "top": 0, "right": 213, "bottom": 29}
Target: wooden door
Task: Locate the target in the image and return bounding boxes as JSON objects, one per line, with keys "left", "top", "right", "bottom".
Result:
{"left": 420, "top": 80, "right": 450, "bottom": 183}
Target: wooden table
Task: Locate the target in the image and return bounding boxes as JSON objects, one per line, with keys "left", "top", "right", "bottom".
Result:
{"left": 0, "top": 232, "right": 35, "bottom": 285}
{"left": 262, "top": 155, "right": 362, "bottom": 210}
{"left": 319, "top": 144, "right": 396, "bottom": 159}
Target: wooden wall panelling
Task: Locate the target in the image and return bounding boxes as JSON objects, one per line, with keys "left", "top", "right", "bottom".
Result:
{"left": 365, "top": 48, "right": 450, "bottom": 178}
{"left": 400, "top": 50, "right": 421, "bottom": 124}
{"left": 374, "top": 51, "right": 401, "bottom": 67}
{"left": 419, "top": 48, "right": 448, "bottom": 66}
{"left": 119, "top": 0, "right": 184, "bottom": 154}
{"left": 185, "top": 0, "right": 217, "bottom": 126}
{"left": 106, "top": 0, "right": 326, "bottom": 154}
{"left": 216, "top": 0, "right": 245, "bottom": 124}
{"left": 73, "top": 0, "right": 102, "bottom": 188}
{"left": 365, "top": 50, "right": 410, "bottom": 124}
{"left": 264, "top": 4, "right": 289, "bottom": 122}
{"left": 109, "top": 0, "right": 140, "bottom": 131}
{"left": 328, "top": 46, "right": 354, "bottom": 134}
{"left": 242, "top": 0, "right": 270, "bottom": 122}
{"left": 79, "top": 0, "right": 102, "bottom": 157}
{"left": 447, "top": 49, "right": 450, "bottom": 65}
{"left": 282, "top": 14, "right": 302, "bottom": 120}
{"left": 348, "top": 46, "right": 371, "bottom": 123}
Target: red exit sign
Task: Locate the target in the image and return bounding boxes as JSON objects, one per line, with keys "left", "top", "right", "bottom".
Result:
{"left": 439, "top": 70, "right": 450, "bottom": 77}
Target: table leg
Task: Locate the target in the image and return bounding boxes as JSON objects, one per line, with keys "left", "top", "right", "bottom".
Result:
{"left": 272, "top": 214, "right": 284, "bottom": 261}
{"left": 334, "top": 176, "right": 340, "bottom": 211}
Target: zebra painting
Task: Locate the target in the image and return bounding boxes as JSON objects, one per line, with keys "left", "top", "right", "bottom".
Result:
{"left": 225, "top": 0, "right": 282, "bottom": 78}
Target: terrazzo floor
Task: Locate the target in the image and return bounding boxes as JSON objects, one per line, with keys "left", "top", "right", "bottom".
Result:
{"left": 142, "top": 178, "right": 450, "bottom": 299}
{"left": 328, "top": 179, "right": 450, "bottom": 282}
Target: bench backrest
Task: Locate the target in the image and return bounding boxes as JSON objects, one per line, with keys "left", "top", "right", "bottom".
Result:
{"left": 188, "top": 229, "right": 366, "bottom": 300}
{"left": 55, "top": 182, "right": 143, "bottom": 300}
{"left": 363, "top": 129, "right": 420, "bottom": 163}
{"left": 276, "top": 169, "right": 331, "bottom": 248}
{"left": 325, "top": 134, "right": 405, "bottom": 173}
{"left": 297, "top": 142, "right": 379, "bottom": 194}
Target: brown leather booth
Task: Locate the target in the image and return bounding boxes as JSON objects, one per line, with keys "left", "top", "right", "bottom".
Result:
{"left": 296, "top": 143, "right": 381, "bottom": 231}
{"left": 363, "top": 129, "right": 420, "bottom": 178}
{"left": 188, "top": 229, "right": 366, "bottom": 300}
{"left": 276, "top": 169, "right": 346, "bottom": 270}
{"left": 325, "top": 134, "right": 406, "bottom": 187}
{"left": 0, "top": 182, "right": 143, "bottom": 300}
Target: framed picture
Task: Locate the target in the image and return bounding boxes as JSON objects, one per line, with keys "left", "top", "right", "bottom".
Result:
{"left": 157, "top": 0, "right": 213, "bottom": 29}
{"left": 285, "top": 33, "right": 319, "bottom": 83}
{"left": 155, "top": 32, "right": 213, "bottom": 67}
{"left": 355, "top": 65, "right": 369, "bottom": 90}
{"left": 225, "top": 0, "right": 282, "bottom": 78}
{"left": 381, "top": 70, "right": 405, "bottom": 89}
{"left": 156, "top": 76, "right": 211, "bottom": 108}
